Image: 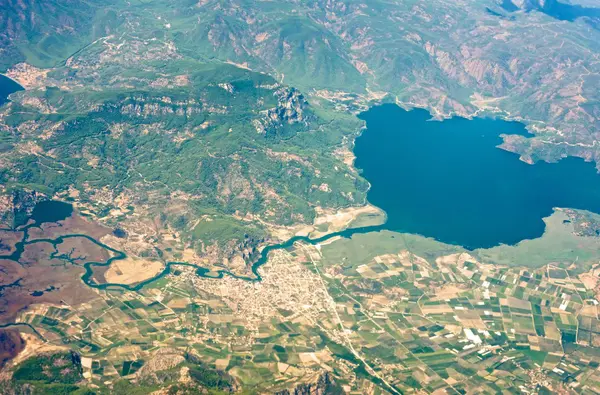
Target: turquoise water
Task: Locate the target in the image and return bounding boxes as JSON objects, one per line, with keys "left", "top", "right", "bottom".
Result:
{"left": 501, "top": 0, "right": 600, "bottom": 29}
{"left": 1, "top": 200, "right": 384, "bottom": 292}
{"left": 0, "top": 74, "right": 24, "bottom": 105}
{"left": 6, "top": 106, "right": 600, "bottom": 290}
{"left": 355, "top": 104, "right": 600, "bottom": 249}
{"left": 500, "top": 0, "right": 518, "bottom": 12}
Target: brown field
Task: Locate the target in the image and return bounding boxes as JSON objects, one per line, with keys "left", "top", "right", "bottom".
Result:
{"left": 28, "top": 212, "right": 112, "bottom": 241}
{"left": 0, "top": 230, "right": 24, "bottom": 255}
{"left": 0, "top": 244, "right": 98, "bottom": 324}
{"left": 55, "top": 237, "right": 115, "bottom": 265}
{"left": 103, "top": 257, "right": 165, "bottom": 285}
{"left": 431, "top": 284, "right": 467, "bottom": 301}
{"left": 310, "top": 205, "right": 385, "bottom": 238}
{"left": 421, "top": 304, "right": 454, "bottom": 314}
{"left": 505, "top": 297, "right": 532, "bottom": 311}
{"left": 0, "top": 212, "right": 111, "bottom": 324}
{"left": 166, "top": 298, "right": 191, "bottom": 309}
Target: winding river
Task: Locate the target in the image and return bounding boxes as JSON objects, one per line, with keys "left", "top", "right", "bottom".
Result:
{"left": 7, "top": 105, "right": 600, "bottom": 291}
{"left": 1, "top": 200, "right": 383, "bottom": 292}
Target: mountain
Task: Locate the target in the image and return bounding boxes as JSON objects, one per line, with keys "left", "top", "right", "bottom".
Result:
{"left": 0, "top": 0, "right": 123, "bottom": 71}
{"left": 3, "top": 0, "right": 600, "bottom": 163}
{"left": 2, "top": 0, "right": 600, "bottom": 394}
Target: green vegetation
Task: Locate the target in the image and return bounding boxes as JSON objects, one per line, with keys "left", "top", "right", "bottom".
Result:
{"left": 4, "top": 352, "right": 93, "bottom": 394}
{"left": 13, "top": 352, "right": 83, "bottom": 384}
{"left": 2, "top": 0, "right": 600, "bottom": 394}
{"left": 4, "top": 0, "right": 598, "bottom": 165}
{"left": 187, "top": 364, "right": 233, "bottom": 391}
{"left": 0, "top": 56, "right": 367, "bottom": 264}
{"left": 0, "top": 0, "right": 123, "bottom": 71}
{"left": 9, "top": 214, "right": 600, "bottom": 393}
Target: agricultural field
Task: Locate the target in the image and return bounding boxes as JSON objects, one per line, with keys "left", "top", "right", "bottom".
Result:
{"left": 2, "top": 0, "right": 600, "bottom": 394}
{"left": 3, "top": 209, "right": 600, "bottom": 393}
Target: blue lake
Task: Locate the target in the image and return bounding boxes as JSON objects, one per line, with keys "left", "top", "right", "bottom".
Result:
{"left": 31, "top": 200, "right": 74, "bottom": 225}
{"left": 0, "top": 74, "right": 23, "bottom": 106}
{"left": 501, "top": 0, "right": 600, "bottom": 29}
{"left": 355, "top": 104, "right": 600, "bottom": 249}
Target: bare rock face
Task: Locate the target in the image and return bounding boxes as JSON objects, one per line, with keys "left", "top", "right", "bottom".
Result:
{"left": 253, "top": 87, "right": 311, "bottom": 137}
{"left": 258, "top": 87, "right": 311, "bottom": 139}
{"left": 136, "top": 348, "right": 186, "bottom": 384}
{"left": 508, "top": 0, "right": 528, "bottom": 8}
{"left": 507, "top": 0, "right": 544, "bottom": 10}
{"left": 275, "top": 372, "right": 343, "bottom": 395}
{"left": 269, "top": 87, "right": 308, "bottom": 125}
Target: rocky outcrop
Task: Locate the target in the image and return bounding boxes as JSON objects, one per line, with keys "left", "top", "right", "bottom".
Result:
{"left": 269, "top": 87, "right": 308, "bottom": 125}
{"left": 136, "top": 348, "right": 186, "bottom": 384}
{"left": 275, "top": 372, "right": 343, "bottom": 395}
{"left": 255, "top": 87, "right": 311, "bottom": 138}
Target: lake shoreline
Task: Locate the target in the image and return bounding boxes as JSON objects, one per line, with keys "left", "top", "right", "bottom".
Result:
{"left": 0, "top": 73, "right": 25, "bottom": 105}
{"left": 353, "top": 103, "right": 600, "bottom": 249}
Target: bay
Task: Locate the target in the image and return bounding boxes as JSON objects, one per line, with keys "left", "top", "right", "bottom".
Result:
{"left": 355, "top": 104, "right": 600, "bottom": 249}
